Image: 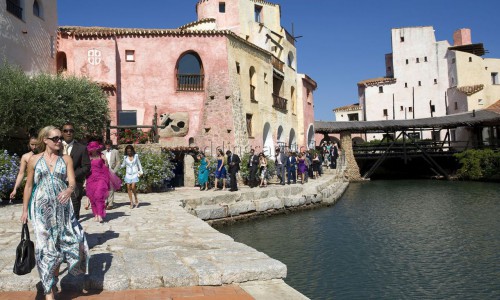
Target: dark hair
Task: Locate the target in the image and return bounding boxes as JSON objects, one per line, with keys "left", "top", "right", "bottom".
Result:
{"left": 125, "top": 145, "right": 136, "bottom": 156}
{"left": 63, "top": 121, "right": 74, "bottom": 128}
{"left": 226, "top": 150, "right": 231, "bottom": 155}
{"left": 105, "top": 140, "right": 112, "bottom": 146}
{"left": 218, "top": 149, "right": 224, "bottom": 155}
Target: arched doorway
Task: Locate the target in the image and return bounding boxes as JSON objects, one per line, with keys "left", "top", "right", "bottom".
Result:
{"left": 263, "top": 122, "right": 274, "bottom": 157}
{"left": 307, "top": 124, "right": 315, "bottom": 149}
{"left": 289, "top": 129, "right": 297, "bottom": 152}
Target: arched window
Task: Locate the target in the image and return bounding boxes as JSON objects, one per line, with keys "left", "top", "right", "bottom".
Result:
{"left": 307, "top": 124, "right": 315, "bottom": 149}
{"left": 7, "top": 0, "right": 23, "bottom": 19}
{"left": 287, "top": 52, "right": 294, "bottom": 69}
{"left": 176, "top": 52, "right": 204, "bottom": 91}
{"left": 291, "top": 86, "right": 296, "bottom": 114}
{"left": 33, "top": 0, "right": 42, "bottom": 18}
{"left": 249, "top": 66, "right": 256, "bottom": 102}
{"left": 56, "top": 52, "right": 67, "bottom": 73}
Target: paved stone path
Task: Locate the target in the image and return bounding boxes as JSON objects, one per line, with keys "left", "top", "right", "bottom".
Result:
{"left": 0, "top": 171, "right": 344, "bottom": 298}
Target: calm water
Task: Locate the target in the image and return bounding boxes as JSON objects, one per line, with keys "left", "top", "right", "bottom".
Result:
{"left": 217, "top": 180, "right": 500, "bottom": 300}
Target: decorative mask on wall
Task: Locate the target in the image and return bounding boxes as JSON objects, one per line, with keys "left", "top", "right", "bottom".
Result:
{"left": 159, "top": 112, "right": 189, "bottom": 137}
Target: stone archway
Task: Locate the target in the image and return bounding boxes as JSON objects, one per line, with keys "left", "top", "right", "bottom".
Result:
{"left": 263, "top": 122, "right": 274, "bottom": 157}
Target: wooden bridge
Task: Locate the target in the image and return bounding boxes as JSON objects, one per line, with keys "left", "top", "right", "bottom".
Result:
{"left": 315, "top": 103, "right": 500, "bottom": 180}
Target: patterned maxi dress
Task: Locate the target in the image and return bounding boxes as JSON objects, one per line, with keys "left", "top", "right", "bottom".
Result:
{"left": 29, "top": 156, "right": 90, "bottom": 294}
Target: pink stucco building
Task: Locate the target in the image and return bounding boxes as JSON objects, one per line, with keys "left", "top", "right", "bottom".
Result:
{"left": 57, "top": 0, "right": 316, "bottom": 157}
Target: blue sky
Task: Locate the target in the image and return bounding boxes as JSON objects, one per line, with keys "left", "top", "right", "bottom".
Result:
{"left": 58, "top": 0, "right": 500, "bottom": 121}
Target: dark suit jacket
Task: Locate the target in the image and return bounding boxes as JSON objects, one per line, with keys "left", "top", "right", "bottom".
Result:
{"left": 227, "top": 154, "right": 241, "bottom": 173}
{"left": 286, "top": 156, "right": 297, "bottom": 170}
{"left": 248, "top": 154, "right": 259, "bottom": 168}
{"left": 70, "top": 142, "right": 91, "bottom": 183}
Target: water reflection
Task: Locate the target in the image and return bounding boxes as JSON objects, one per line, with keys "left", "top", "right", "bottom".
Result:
{"left": 217, "top": 180, "right": 500, "bottom": 300}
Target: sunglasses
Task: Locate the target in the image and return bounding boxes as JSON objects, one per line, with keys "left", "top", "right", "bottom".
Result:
{"left": 63, "top": 129, "right": 75, "bottom": 133}
{"left": 46, "top": 136, "right": 63, "bottom": 143}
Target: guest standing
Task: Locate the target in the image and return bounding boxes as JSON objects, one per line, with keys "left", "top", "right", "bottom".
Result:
{"left": 121, "top": 145, "right": 143, "bottom": 208}
{"left": 226, "top": 150, "right": 241, "bottom": 192}
{"left": 213, "top": 149, "right": 227, "bottom": 190}
{"left": 297, "top": 153, "right": 307, "bottom": 184}
{"left": 9, "top": 135, "right": 38, "bottom": 203}
{"left": 61, "top": 122, "right": 90, "bottom": 220}
{"left": 274, "top": 147, "right": 287, "bottom": 185}
{"left": 286, "top": 151, "right": 297, "bottom": 184}
{"left": 330, "top": 142, "right": 339, "bottom": 169}
{"left": 258, "top": 152, "right": 268, "bottom": 187}
{"left": 197, "top": 153, "right": 210, "bottom": 191}
{"left": 247, "top": 149, "right": 259, "bottom": 188}
{"left": 20, "top": 126, "right": 89, "bottom": 300}
{"left": 312, "top": 153, "right": 321, "bottom": 179}
{"left": 86, "top": 141, "right": 121, "bottom": 222}
{"left": 102, "top": 140, "right": 121, "bottom": 209}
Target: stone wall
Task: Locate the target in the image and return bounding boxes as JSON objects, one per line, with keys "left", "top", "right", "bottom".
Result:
{"left": 340, "top": 132, "right": 362, "bottom": 181}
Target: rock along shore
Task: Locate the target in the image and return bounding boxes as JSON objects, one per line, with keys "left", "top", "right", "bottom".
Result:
{"left": 0, "top": 167, "right": 348, "bottom": 299}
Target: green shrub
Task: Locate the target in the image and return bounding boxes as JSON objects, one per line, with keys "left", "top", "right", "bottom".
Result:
{"left": 0, "top": 150, "right": 19, "bottom": 200}
{"left": 0, "top": 62, "right": 109, "bottom": 143}
{"left": 454, "top": 149, "right": 500, "bottom": 180}
{"left": 117, "top": 149, "right": 176, "bottom": 193}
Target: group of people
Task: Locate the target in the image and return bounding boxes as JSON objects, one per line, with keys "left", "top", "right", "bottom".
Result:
{"left": 12, "top": 122, "right": 145, "bottom": 299}
{"left": 197, "top": 149, "right": 241, "bottom": 192}
{"left": 196, "top": 143, "right": 341, "bottom": 192}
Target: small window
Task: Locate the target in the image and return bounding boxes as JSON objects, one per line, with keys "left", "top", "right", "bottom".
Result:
{"left": 434, "top": 79, "right": 437, "bottom": 84}
{"left": 492, "top": 72, "right": 499, "bottom": 85}
{"left": 118, "top": 110, "right": 137, "bottom": 126}
{"left": 379, "top": 86, "right": 383, "bottom": 93}
{"left": 50, "top": 36, "right": 55, "bottom": 58}
{"left": 33, "top": 0, "right": 42, "bottom": 18}
{"left": 219, "top": 2, "right": 226, "bottom": 13}
{"left": 254, "top": 5, "right": 263, "bottom": 23}
{"left": 405, "top": 82, "right": 408, "bottom": 88}
{"left": 246, "top": 114, "right": 253, "bottom": 137}
{"left": 418, "top": 81, "right": 422, "bottom": 86}
{"left": 406, "top": 59, "right": 409, "bottom": 65}
{"left": 430, "top": 105, "right": 435, "bottom": 113}
{"left": 416, "top": 58, "right": 420, "bottom": 63}
{"left": 469, "top": 57, "right": 472, "bottom": 62}
{"left": 409, "top": 107, "right": 413, "bottom": 112}
{"left": 450, "top": 129, "right": 456, "bottom": 142}
{"left": 125, "top": 50, "right": 135, "bottom": 62}
{"left": 454, "top": 102, "right": 458, "bottom": 110}
{"left": 408, "top": 132, "right": 420, "bottom": 140}
{"left": 400, "top": 36, "right": 405, "bottom": 42}
{"left": 400, "top": 106, "right": 404, "bottom": 111}
{"left": 348, "top": 113, "right": 359, "bottom": 121}
{"left": 424, "top": 56, "right": 428, "bottom": 62}
{"left": 478, "top": 99, "right": 484, "bottom": 105}
{"left": 236, "top": 62, "right": 240, "bottom": 74}
{"left": 7, "top": 0, "right": 23, "bottom": 19}
{"left": 452, "top": 58, "right": 456, "bottom": 64}
{"left": 387, "top": 66, "right": 392, "bottom": 72}
{"left": 383, "top": 109, "right": 388, "bottom": 117}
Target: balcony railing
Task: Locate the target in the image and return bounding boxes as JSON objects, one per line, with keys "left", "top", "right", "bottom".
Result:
{"left": 177, "top": 74, "right": 204, "bottom": 91}
{"left": 271, "top": 55, "right": 284, "bottom": 73}
{"left": 272, "top": 94, "right": 287, "bottom": 112}
{"left": 7, "top": 0, "right": 23, "bottom": 19}
{"left": 250, "top": 85, "right": 256, "bottom": 102}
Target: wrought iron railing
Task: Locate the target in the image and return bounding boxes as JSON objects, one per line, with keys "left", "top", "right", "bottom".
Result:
{"left": 7, "top": 0, "right": 23, "bottom": 19}
{"left": 177, "top": 74, "right": 204, "bottom": 91}
{"left": 272, "top": 94, "right": 287, "bottom": 112}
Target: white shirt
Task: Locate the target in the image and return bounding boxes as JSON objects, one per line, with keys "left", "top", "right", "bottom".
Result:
{"left": 62, "top": 140, "right": 75, "bottom": 155}
{"left": 105, "top": 151, "right": 112, "bottom": 167}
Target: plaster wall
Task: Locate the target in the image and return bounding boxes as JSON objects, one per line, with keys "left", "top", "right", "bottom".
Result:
{"left": 0, "top": 0, "right": 57, "bottom": 74}
{"left": 58, "top": 34, "right": 231, "bottom": 147}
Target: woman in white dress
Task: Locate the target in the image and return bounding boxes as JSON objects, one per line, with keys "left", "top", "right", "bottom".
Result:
{"left": 121, "top": 145, "right": 143, "bottom": 208}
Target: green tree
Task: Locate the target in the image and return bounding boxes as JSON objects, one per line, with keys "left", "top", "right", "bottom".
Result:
{"left": 0, "top": 63, "right": 110, "bottom": 141}
{"left": 454, "top": 149, "right": 500, "bottom": 181}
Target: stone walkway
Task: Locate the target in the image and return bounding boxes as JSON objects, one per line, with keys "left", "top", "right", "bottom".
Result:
{"left": 0, "top": 171, "right": 345, "bottom": 299}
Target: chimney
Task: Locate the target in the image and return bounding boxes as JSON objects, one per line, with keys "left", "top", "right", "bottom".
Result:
{"left": 453, "top": 28, "right": 472, "bottom": 46}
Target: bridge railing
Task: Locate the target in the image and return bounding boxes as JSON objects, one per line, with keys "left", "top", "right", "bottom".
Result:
{"left": 353, "top": 141, "right": 471, "bottom": 157}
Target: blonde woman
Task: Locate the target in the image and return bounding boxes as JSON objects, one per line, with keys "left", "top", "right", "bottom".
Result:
{"left": 20, "top": 126, "right": 89, "bottom": 300}
{"left": 9, "top": 135, "right": 38, "bottom": 203}
{"left": 258, "top": 152, "right": 268, "bottom": 187}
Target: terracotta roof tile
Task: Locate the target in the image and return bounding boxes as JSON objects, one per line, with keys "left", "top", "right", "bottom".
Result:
{"left": 178, "top": 18, "right": 216, "bottom": 30}
{"left": 486, "top": 99, "right": 500, "bottom": 113}
{"left": 333, "top": 103, "right": 360, "bottom": 112}
{"left": 357, "top": 77, "right": 396, "bottom": 87}
{"left": 456, "top": 84, "right": 484, "bottom": 96}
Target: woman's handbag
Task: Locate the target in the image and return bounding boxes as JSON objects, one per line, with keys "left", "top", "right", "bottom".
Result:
{"left": 13, "top": 223, "right": 36, "bottom": 275}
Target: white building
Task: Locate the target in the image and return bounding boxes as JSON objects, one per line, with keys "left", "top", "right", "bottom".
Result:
{"left": 334, "top": 103, "right": 362, "bottom": 122}
{"left": 357, "top": 26, "right": 450, "bottom": 140}
{"left": 0, "top": 0, "right": 57, "bottom": 74}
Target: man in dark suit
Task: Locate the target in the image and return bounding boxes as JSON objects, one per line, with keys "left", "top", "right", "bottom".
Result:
{"left": 247, "top": 149, "right": 259, "bottom": 188}
{"left": 62, "top": 122, "right": 91, "bottom": 220}
{"left": 226, "top": 150, "right": 241, "bottom": 192}
{"left": 286, "top": 151, "right": 297, "bottom": 184}
{"left": 330, "top": 142, "right": 339, "bottom": 169}
{"left": 274, "top": 147, "right": 287, "bottom": 185}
